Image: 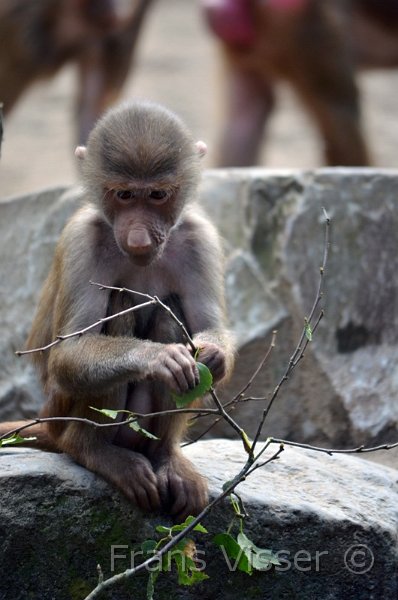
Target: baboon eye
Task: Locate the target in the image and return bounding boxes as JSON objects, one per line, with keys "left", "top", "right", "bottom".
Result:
{"left": 149, "top": 190, "right": 168, "bottom": 202}
{"left": 116, "top": 190, "right": 135, "bottom": 201}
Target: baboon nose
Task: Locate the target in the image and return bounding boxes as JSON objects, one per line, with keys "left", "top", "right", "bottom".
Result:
{"left": 127, "top": 229, "right": 152, "bottom": 254}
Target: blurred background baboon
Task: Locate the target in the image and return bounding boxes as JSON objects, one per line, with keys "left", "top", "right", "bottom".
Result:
{"left": 1, "top": 0, "right": 398, "bottom": 198}
{"left": 0, "top": 0, "right": 154, "bottom": 144}
{"left": 203, "top": 0, "right": 398, "bottom": 167}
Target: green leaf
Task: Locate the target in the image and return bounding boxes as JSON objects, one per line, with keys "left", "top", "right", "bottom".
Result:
{"left": 241, "top": 430, "right": 253, "bottom": 454}
{"left": 252, "top": 551, "right": 280, "bottom": 570}
{"left": 213, "top": 533, "right": 251, "bottom": 574}
{"left": 161, "top": 551, "right": 172, "bottom": 573}
{"left": 89, "top": 406, "right": 159, "bottom": 439}
{"left": 304, "top": 321, "right": 313, "bottom": 342}
{"left": 129, "top": 420, "right": 159, "bottom": 440}
{"left": 172, "top": 362, "right": 213, "bottom": 408}
{"left": 237, "top": 532, "right": 254, "bottom": 553}
{"left": 170, "top": 515, "right": 208, "bottom": 534}
{"left": 229, "top": 494, "right": 240, "bottom": 515}
{"left": 237, "top": 532, "right": 280, "bottom": 570}
{"left": 222, "top": 479, "right": 234, "bottom": 492}
{"left": 141, "top": 540, "right": 157, "bottom": 555}
{"left": 155, "top": 525, "right": 171, "bottom": 535}
{"left": 192, "top": 522, "right": 208, "bottom": 534}
{"left": 185, "top": 569, "right": 209, "bottom": 585}
{"left": 173, "top": 552, "right": 209, "bottom": 586}
{"left": 89, "top": 406, "right": 119, "bottom": 420}
{"left": 172, "top": 538, "right": 190, "bottom": 553}
{"left": 213, "top": 533, "right": 239, "bottom": 555}
{"left": 0, "top": 434, "right": 36, "bottom": 447}
{"left": 146, "top": 568, "right": 160, "bottom": 600}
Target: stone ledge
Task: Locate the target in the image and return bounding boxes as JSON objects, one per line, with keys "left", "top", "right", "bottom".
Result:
{"left": 0, "top": 441, "right": 397, "bottom": 599}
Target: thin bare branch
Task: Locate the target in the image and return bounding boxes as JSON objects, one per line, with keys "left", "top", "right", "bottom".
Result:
{"left": 245, "top": 444, "right": 285, "bottom": 476}
{"left": 266, "top": 437, "right": 398, "bottom": 455}
{"left": 154, "top": 294, "right": 197, "bottom": 354}
{"left": 15, "top": 299, "right": 156, "bottom": 356}
{"left": 250, "top": 211, "right": 330, "bottom": 452}
{"left": 223, "top": 330, "right": 277, "bottom": 410}
{"left": 90, "top": 281, "right": 197, "bottom": 353}
{"left": 181, "top": 416, "right": 223, "bottom": 447}
{"left": 0, "top": 408, "right": 220, "bottom": 443}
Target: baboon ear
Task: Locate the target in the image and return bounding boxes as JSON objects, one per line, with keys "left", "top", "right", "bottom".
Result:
{"left": 195, "top": 140, "right": 207, "bottom": 158}
{"left": 75, "top": 146, "right": 87, "bottom": 160}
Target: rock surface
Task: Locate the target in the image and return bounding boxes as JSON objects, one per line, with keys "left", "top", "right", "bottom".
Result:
{"left": 199, "top": 168, "right": 398, "bottom": 451}
{"left": 0, "top": 170, "right": 398, "bottom": 453}
{"left": 0, "top": 187, "right": 81, "bottom": 420}
{"left": 0, "top": 441, "right": 397, "bottom": 600}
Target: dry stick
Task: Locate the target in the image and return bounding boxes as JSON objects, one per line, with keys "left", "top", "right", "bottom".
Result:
{"left": 217, "top": 311, "right": 322, "bottom": 450}
{"left": 15, "top": 299, "right": 156, "bottom": 356}
{"left": 251, "top": 209, "right": 330, "bottom": 454}
{"left": 250, "top": 436, "right": 398, "bottom": 472}
{"left": 84, "top": 444, "right": 285, "bottom": 600}
{"left": 223, "top": 329, "right": 278, "bottom": 410}
{"left": 234, "top": 433, "right": 398, "bottom": 498}
{"left": 187, "top": 213, "right": 327, "bottom": 451}
{"left": 181, "top": 416, "right": 223, "bottom": 447}
{"left": 291, "top": 309, "right": 323, "bottom": 368}
{"left": 267, "top": 437, "right": 398, "bottom": 455}
{"left": 245, "top": 443, "right": 285, "bottom": 476}
{"left": 204, "top": 386, "right": 252, "bottom": 454}
{"left": 90, "top": 281, "right": 197, "bottom": 354}
{"left": 0, "top": 407, "right": 220, "bottom": 443}
{"left": 153, "top": 294, "right": 197, "bottom": 354}
{"left": 251, "top": 309, "right": 324, "bottom": 448}
{"left": 232, "top": 396, "right": 267, "bottom": 404}
{"left": 0, "top": 417, "right": 134, "bottom": 441}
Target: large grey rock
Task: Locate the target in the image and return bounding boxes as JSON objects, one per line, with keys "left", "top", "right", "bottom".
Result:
{"left": 1, "top": 170, "right": 398, "bottom": 451}
{"left": 0, "top": 441, "right": 396, "bottom": 600}
{"left": 198, "top": 169, "right": 398, "bottom": 449}
{"left": 0, "top": 187, "right": 81, "bottom": 419}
